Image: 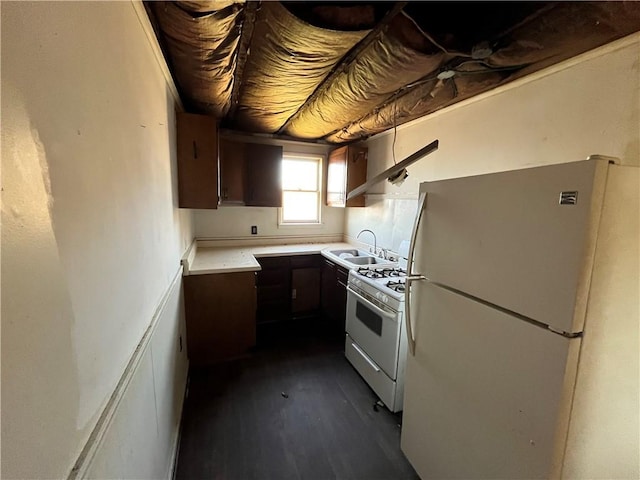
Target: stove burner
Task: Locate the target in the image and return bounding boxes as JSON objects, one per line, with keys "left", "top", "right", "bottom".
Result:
{"left": 383, "top": 268, "right": 406, "bottom": 277}
{"left": 356, "top": 266, "right": 407, "bottom": 279}
{"left": 386, "top": 280, "right": 406, "bottom": 293}
{"left": 356, "top": 267, "right": 383, "bottom": 278}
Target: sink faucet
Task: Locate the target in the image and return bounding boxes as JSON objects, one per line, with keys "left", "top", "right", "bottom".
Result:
{"left": 357, "top": 229, "right": 377, "bottom": 255}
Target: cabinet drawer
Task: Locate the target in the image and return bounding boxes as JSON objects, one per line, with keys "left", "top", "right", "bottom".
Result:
{"left": 336, "top": 266, "right": 349, "bottom": 286}
{"left": 290, "top": 254, "right": 321, "bottom": 269}
{"left": 323, "top": 258, "right": 336, "bottom": 268}
{"left": 257, "top": 256, "right": 290, "bottom": 270}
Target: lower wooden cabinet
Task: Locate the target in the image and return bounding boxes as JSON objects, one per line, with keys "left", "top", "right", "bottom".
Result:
{"left": 291, "top": 255, "right": 322, "bottom": 316}
{"left": 183, "top": 272, "right": 256, "bottom": 366}
{"left": 256, "top": 254, "right": 323, "bottom": 323}
{"left": 321, "top": 258, "right": 349, "bottom": 331}
{"left": 183, "top": 254, "right": 341, "bottom": 364}
{"left": 256, "top": 256, "right": 291, "bottom": 323}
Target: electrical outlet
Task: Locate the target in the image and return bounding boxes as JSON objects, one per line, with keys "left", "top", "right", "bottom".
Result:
{"left": 251, "top": 225, "right": 258, "bottom": 235}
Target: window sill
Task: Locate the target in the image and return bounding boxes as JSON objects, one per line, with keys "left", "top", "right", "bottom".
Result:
{"left": 277, "top": 222, "right": 324, "bottom": 229}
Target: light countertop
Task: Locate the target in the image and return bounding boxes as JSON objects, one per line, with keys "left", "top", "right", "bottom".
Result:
{"left": 186, "top": 242, "right": 357, "bottom": 275}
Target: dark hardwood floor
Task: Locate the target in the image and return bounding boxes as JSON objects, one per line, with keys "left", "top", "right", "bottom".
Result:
{"left": 175, "top": 318, "right": 419, "bottom": 480}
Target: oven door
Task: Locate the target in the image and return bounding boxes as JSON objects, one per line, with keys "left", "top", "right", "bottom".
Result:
{"left": 346, "top": 286, "right": 402, "bottom": 380}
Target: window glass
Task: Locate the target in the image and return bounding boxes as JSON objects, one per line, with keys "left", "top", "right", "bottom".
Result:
{"left": 280, "top": 155, "right": 322, "bottom": 224}
{"left": 282, "top": 192, "right": 318, "bottom": 222}
{"left": 282, "top": 159, "right": 318, "bottom": 191}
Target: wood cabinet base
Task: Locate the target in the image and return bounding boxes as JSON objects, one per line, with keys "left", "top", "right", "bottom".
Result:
{"left": 321, "top": 258, "right": 348, "bottom": 332}
{"left": 184, "top": 272, "right": 256, "bottom": 366}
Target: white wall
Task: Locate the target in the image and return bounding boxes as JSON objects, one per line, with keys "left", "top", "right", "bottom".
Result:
{"left": 562, "top": 166, "right": 639, "bottom": 479}
{"left": 84, "top": 272, "right": 188, "bottom": 480}
{"left": 346, "top": 34, "right": 639, "bottom": 252}
{"left": 2, "top": 2, "right": 192, "bottom": 478}
{"left": 194, "top": 134, "right": 345, "bottom": 241}
{"left": 347, "top": 33, "right": 640, "bottom": 476}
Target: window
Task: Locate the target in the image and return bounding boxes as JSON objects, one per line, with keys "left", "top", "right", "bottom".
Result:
{"left": 280, "top": 154, "right": 322, "bottom": 225}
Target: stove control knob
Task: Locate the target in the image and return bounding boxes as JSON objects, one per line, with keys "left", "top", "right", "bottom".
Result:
{"left": 375, "top": 292, "right": 389, "bottom": 303}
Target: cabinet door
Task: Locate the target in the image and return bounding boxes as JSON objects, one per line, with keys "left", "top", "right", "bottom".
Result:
{"left": 183, "top": 272, "right": 256, "bottom": 366}
{"left": 326, "top": 146, "right": 347, "bottom": 207}
{"left": 291, "top": 255, "right": 322, "bottom": 315}
{"left": 219, "top": 138, "right": 246, "bottom": 205}
{"left": 345, "top": 146, "right": 367, "bottom": 207}
{"left": 256, "top": 256, "right": 290, "bottom": 323}
{"left": 321, "top": 258, "right": 337, "bottom": 314}
{"left": 335, "top": 265, "right": 349, "bottom": 328}
{"left": 326, "top": 145, "right": 367, "bottom": 207}
{"left": 177, "top": 112, "right": 218, "bottom": 209}
{"left": 245, "top": 143, "right": 282, "bottom": 207}
{"left": 292, "top": 268, "right": 321, "bottom": 314}
{"left": 321, "top": 260, "right": 349, "bottom": 331}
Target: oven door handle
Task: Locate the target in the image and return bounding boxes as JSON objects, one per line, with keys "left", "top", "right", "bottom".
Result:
{"left": 405, "top": 191, "right": 428, "bottom": 356}
{"left": 347, "top": 286, "right": 397, "bottom": 320}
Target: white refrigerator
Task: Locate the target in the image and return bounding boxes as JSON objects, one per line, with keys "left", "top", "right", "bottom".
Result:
{"left": 400, "top": 156, "right": 630, "bottom": 479}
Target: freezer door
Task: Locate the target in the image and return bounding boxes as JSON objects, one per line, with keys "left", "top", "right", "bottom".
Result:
{"left": 416, "top": 159, "right": 608, "bottom": 333}
{"left": 401, "top": 282, "right": 579, "bottom": 479}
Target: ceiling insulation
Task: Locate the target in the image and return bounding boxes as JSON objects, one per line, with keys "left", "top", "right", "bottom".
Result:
{"left": 326, "top": 70, "right": 507, "bottom": 143}
{"left": 327, "top": 1, "right": 640, "bottom": 143}
{"left": 283, "top": 14, "right": 446, "bottom": 139}
{"left": 145, "top": 1, "right": 640, "bottom": 145}
{"left": 149, "top": 1, "right": 244, "bottom": 116}
{"left": 178, "top": 1, "right": 240, "bottom": 13}
{"left": 489, "top": 2, "right": 640, "bottom": 67}
{"left": 234, "top": 1, "right": 369, "bottom": 133}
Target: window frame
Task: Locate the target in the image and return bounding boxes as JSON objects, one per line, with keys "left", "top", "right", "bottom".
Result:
{"left": 278, "top": 153, "right": 323, "bottom": 226}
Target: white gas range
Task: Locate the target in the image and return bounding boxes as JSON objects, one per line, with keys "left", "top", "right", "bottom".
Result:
{"left": 344, "top": 264, "right": 408, "bottom": 413}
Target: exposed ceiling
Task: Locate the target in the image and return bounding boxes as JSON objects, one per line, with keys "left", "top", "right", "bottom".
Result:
{"left": 145, "top": 1, "right": 640, "bottom": 144}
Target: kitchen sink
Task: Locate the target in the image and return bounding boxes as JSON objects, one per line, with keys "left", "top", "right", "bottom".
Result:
{"left": 343, "top": 256, "right": 386, "bottom": 265}
{"left": 329, "top": 249, "right": 366, "bottom": 257}
{"left": 323, "top": 247, "right": 398, "bottom": 268}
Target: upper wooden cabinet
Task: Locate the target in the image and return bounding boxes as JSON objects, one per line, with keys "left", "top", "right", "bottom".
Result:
{"left": 245, "top": 142, "right": 282, "bottom": 207}
{"left": 219, "top": 139, "right": 246, "bottom": 205}
{"left": 326, "top": 145, "right": 367, "bottom": 207}
{"left": 176, "top": 112, "right": 218, "bottom": 209}
{"left": 219, "top": 138, "right": 283, "bottom": 207}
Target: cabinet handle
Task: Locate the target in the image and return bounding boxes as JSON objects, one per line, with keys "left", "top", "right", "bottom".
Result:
{"left": 192, "top": 141, "right": 198, "bottom": 159}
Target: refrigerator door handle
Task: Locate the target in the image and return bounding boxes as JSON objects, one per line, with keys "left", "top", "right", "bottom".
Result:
{"left": 405, "top": 191, "right": 428, "bottom": 356}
